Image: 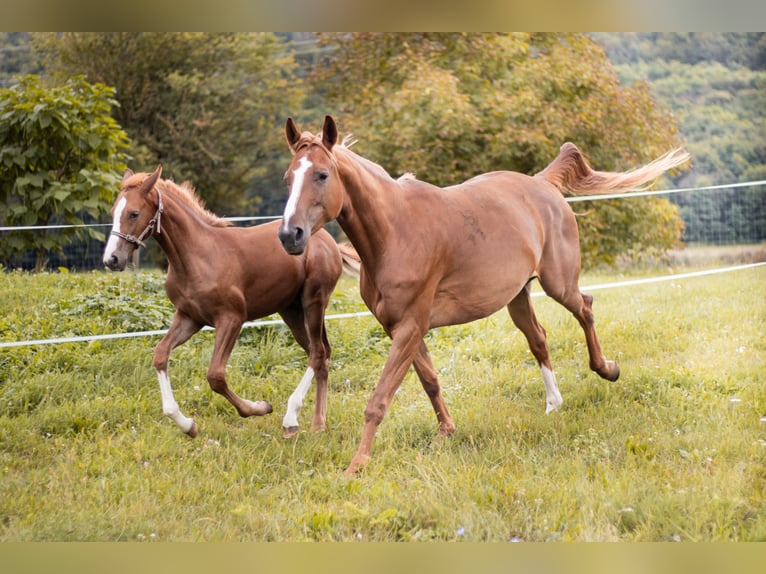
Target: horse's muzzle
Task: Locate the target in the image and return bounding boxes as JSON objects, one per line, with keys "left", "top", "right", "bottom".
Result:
{"left": 278, "top": 224, "right": 307, "bottom": 255}
{"left": 104, "top": 253, "right": 127, "bottom": 271}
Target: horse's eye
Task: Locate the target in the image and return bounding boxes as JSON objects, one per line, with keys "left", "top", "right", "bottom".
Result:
{"left": 128, "top": 211, "right": 140, "bottom": 220}
{"left": 316, "top": 171, "right": 329, "bottom": 183}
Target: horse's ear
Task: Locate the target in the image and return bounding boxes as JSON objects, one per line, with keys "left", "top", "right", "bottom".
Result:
{"left": 286, "top": 117, "right": 301, "bottom": 152}
{"left": 122, "top": 168, "right": 134, "bottom": 184}
{"left": 322, "top": 115, "right": 338, "bottom": 150}
{"left": 140, "top": 165, "right": 162, "bottom": 196}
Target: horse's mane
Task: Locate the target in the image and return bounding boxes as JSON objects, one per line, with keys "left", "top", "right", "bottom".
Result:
{"left": 158, "top": 178, "right": 231, "bottom": 228}
{"left": 295, "top": 130, "right": 410, "bottom": 186}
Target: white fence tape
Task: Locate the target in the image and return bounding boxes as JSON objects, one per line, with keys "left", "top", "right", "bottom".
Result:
{"left": 1, "top": 264, "right": 762, "bottom": 349}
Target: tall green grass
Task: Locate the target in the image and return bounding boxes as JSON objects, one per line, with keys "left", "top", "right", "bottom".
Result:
{"left": 0, "top": 262, "right": 764, "bottom": 541}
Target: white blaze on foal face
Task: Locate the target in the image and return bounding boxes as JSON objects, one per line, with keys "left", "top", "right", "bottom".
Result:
{"left": 103, "top": 195, "right": 127, "bottom": 264}
{"left": 283, "top": 156, "right": 312, "bottom": 223}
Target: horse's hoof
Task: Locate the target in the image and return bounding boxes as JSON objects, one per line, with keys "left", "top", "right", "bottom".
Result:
{"left": 185, "top": 421, "right": 199, "bottom": 438}
{"left": 607, "top": 362, "right": 620, "bottom": 382}
{"left": 283, "top": 425, "right": 299, "bottom": 438}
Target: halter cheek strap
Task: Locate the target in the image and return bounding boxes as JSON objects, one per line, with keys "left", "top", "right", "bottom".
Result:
{"left": 111, "top": 188, "right": 164, "bottom": 248}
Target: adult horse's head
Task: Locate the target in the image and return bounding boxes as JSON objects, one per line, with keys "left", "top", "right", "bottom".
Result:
{"left": 278, "top": 115, "right": 344, "bottom": 255}
{"left": 102, "top": 165, "right": 163, "bottom": 271}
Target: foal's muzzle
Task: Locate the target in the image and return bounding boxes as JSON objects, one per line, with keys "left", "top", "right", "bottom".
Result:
{"left": 104, "top": 252, "right": 128, "bottom": 271}
{"left": 278, "top": 223, "right": 307, "bottom": 255}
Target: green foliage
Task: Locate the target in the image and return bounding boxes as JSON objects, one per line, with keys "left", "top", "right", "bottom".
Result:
{"left": 312, "top": 33, "right": 686, "bottom": 267}
{"left": 594, "top": 33, "right": 766, "bottom": 244}
{"left": 34, "top": 32, "right": 305, "bottom": 216}
{"left": 0, "top": 75, "right": 129, "bottom": 270}
{"left": 0, "top": 32, "right": 41, "bottom": 88}
{"left": 0, "top": 265, "right": 764, "bottom": 541}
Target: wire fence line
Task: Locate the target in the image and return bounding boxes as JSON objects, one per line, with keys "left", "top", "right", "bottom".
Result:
{"left": 2, "top": 179, "right": 764, "bottom": 348}
{"left": 2, "top": 263, "right": 763, "bottom": 349}
{"left": 2, "top": 179, "right": 765, "bottom": 232}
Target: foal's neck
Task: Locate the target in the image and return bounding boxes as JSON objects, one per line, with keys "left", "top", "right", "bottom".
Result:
{"left": 153, "top": 189, "right": 218, "bottom": 275}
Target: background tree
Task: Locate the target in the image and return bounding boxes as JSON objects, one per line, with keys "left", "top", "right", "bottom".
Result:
{"left": 34, "top": 32, "right": 305, "bottom": 216}
{"left": 0, "top": 75, "right": 129, "bottom": 271}
{"left": 594, "top": 32, "right": 766, "bottom": 244}
{"left": 312, "top": 32, "right": 687, "bottom": 266}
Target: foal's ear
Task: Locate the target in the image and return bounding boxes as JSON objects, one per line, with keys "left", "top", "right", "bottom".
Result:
{"left": 122, "top": 168, "right": 134, "bottom": 184}
{"left": 140, "top": 165, "right": 163, "bottom": 196}
{"left": 322, "top": 115, "right": 338, "bottom": 150}
{"left": 285, "top": 117, "right": 301, "bottom": 152}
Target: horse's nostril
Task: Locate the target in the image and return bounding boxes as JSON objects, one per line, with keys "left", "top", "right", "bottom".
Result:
{"left": 294, "top": 227, "right": 304, "bottom": 242}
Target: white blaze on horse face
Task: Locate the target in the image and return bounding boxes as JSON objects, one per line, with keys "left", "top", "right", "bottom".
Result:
{"left": 282, "top": 366, "right": 314, "bottom": 430}
{"left": 103, "top": 196, "right": 127, "bottom": 264}
{"left": 541, "top": 365, "right": 563, "bottom": 413}
{"left": 283, "top": 156, "right": 313, "bottom": 224}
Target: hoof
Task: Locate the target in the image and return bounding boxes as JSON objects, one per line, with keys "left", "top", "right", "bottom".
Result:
{"left": 185, "top": 421, "right": 199, "bottom": 438}
{"left": 607, "top": 361, "right": 620, "bottom": 382}
{"left": 283, "top": 425, "right": 299, "bottom": 439}
{"left": 343, "top": 454, "right": 370, "bottom": 476}
{"left": 245, "top": 400, "right": 273, "bottom": 417}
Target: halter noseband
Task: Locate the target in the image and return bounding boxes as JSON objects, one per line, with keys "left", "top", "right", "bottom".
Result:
{"left": 111, "top": 188, "right": 164, "bottom": 248}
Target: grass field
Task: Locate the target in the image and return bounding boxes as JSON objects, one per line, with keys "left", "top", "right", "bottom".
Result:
{"left": 0, "top": 258, "right": 764, "bottom": 541}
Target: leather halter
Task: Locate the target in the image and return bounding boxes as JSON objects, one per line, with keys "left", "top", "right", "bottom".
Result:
{"left": 110, "top": 188, "right": 164, "bottom": 248}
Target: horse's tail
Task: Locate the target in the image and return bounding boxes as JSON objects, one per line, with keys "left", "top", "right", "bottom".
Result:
{"left": 338, "top": 241, "right": 361, "bottom": 279}
{"left": 535, "top": 142, "right": 690, "bottom": 195}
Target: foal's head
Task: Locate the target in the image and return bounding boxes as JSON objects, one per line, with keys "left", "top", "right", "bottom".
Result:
{"left": 278, "top": 115, "right": 345, "bottom": 255}
{"left": 103, "top": 166, "right": 163, "bottom": 271}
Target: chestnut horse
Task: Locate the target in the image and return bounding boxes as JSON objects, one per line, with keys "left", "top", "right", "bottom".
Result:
{"left": 103, "top": 166, "right": 358, "bottom": 438}
{"left": 278, "top": 115, "right": 690, "bottom": 475}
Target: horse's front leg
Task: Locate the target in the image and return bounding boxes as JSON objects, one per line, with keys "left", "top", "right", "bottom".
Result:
{"left": 207, "top": 316, "right": 273, "bottom": 418}
{"left": 412, "top": 341, "right": 455, "bottom": 436}
{"left": 153, "top": 311, "right": 203, "bottom": 436}
{"left": 345, "top": 318, "right": 425, "bottom": 476}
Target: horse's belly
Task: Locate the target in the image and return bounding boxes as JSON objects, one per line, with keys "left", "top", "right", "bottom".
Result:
{"left": 429, "top": 277, "right": 528, "bottom": 329}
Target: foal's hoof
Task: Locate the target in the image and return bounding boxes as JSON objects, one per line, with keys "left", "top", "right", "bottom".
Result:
{"left": 244, "top": 400, "right": 273, "bottom": 417}
{"left": 606, "top": 361, "right": 620, "bottom": 382}
{"left": 283, "top": 425, "right": 299, "bottom": 438}
{"left": 185, "top": 421, "right": 199, "bottom": 438}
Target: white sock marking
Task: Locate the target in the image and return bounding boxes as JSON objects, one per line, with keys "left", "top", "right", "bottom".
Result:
{"left": 157, "top": 369, "right": 195, "bottom": 433}
{"left": 282, "top": 366, "right": 315, "bottom": 430}
{"left": 103, "top": 196, "right": 126, "bottom": 264}
{"left": 541, "top": 365, "right": 563, "bottom": 413}
{"left": 283, "top": 157, "right": 312, "bottom": 223}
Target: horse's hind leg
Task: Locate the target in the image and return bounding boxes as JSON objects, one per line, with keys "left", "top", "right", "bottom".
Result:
{"left": 507, "top": 284, "right": 563, "bottom": 413}
{"left": 412, "top": 341, "right": 456, "bottom": 436}
{"left": 153, "top": 311, "right": 203, "bottom": 436}
{"left": 207, "top": 316, "right": 273, "bottom": 418}
{"left": 538, "top": 260, "right": 620, "bottom": 382}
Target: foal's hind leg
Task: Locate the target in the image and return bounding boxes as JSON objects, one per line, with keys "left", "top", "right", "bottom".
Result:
{"left": 507, "top": 284, "right": 563, "bottom": 413}
{"left": 153, "top": 311, "right": 203, "bottom": 436}
{"left": 280, "top": 302, "right": 331, "bottom": 437}
{"left": 207, "top": 316, "right": 273, "bottom": 418}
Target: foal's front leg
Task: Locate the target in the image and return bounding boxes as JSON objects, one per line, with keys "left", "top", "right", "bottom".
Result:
{"left": 207, "top": 316, "right": 273, "bottom": 418}
{"left": 153, "top": 311, "right": 203, "bottom": 436}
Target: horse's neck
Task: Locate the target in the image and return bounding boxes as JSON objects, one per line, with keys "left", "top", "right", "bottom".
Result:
{"left": 335, "top": 152, "right": 398, "bottom": 266}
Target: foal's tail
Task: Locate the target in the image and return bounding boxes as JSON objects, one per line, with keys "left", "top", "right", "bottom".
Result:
{"left": 536, "top": 142, "right": 690, "bottom": 195}
{"left": 338, "top": 242, "right": 361, "bottom": 279}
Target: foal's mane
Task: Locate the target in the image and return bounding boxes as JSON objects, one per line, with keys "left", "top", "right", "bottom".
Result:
{"left": 158, "top": 178, "right": 231, "bottom": 228}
